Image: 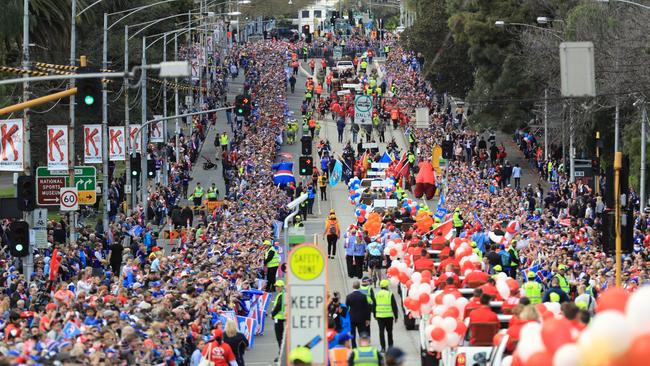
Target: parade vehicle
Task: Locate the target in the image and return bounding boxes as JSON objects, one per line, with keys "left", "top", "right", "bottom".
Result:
{"left": 334, "top": 60, "right": 355, "bottom": 77}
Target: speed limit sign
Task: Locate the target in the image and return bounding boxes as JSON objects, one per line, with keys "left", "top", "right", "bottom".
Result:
{"left": 60, "top": 187, "right": 79, "bottom": 211}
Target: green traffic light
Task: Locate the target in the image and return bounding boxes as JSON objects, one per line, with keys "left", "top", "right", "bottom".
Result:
{"left": 84, "top": 95, "right": 95, "bottom": 106}
{"left": 238, "top": 108, "right": 244, "bottom": 113}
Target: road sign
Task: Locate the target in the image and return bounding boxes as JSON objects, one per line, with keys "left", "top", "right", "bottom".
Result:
{"left": 355, "top": 95, "right": 373, "bottom": 125}
{"left": 36, "top": 166, "right": 97, "bottom": 206}
{"left": 32, "top": 208, "right": 48, "bottom": 249}
{"left": 60, "top": 187, "right": 78, "bottom": 211}
{"left": 287, "top": 244, "right": 327, "bottom": 365}
{"left": 333, "top": 46, "right": 342, "bottom": 60}
{"left": 416, "top": 107, "right": 430, "bottom": 129}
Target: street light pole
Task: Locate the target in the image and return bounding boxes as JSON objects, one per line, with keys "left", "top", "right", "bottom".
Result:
{"left": 544, "top": 88, "right": 548, "bottom": 160}
{"left": 141, "top": 36, "right": 149, "bottom": 206}
{"left": 163, "top": 33, "right": 169, "bottom": 185}
{"left": 69, "top": 0, "right": 78, "bottom": 245}
{"left": 125, "top": 25, "right": 135, "bottom": 213}
{"left": 102, "top": 13, "right": 110, "bottom": 232}
{"left": 641, "top": 102, "right": 648, "bottom": 211}
{"left": 175, "top": 33, "right": 181, "bottom": 165}
{"left": 22, "top": 0, "right": 34, "bottom": 283}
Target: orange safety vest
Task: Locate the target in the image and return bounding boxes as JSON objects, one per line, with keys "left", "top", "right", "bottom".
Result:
{"left": 329, "top": 347, "right": 350, "bottom": 366}
{"left": 390, "top": 109, "right": 399, "bottom": 120}
{"left": 315, "top": 84, "right": 323, "bottom": 94}
{"left": 309, "top": 119, "right": 316, "bottom": 128}
{"left": 291, "top": 52, "right": 298, "bottom": 61}
{"left": 309, "top": 60, "right": 315, "bottom": 68}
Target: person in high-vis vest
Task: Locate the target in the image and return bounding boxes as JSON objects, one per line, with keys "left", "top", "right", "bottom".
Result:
{"left": 348, "top": 332, "right": 382, "bottom": 366}
{"left": 374, "top": 280, "right": 398, "bottom": 352}
{"left": 191, "top": 182, "right": 204, "bottom": 206}
{"left": 542, "top": 276, "right": 569, "bottom": 303}
{"left": 359, "top": 277, "right": 375, "bottom": 306}
{"left": 207, "top": 183, "right": 219, "bottom": 201}
{"left": 452, "top": 207, "right": 464, "bottom": 235}
{"left": 523, "top": 271, "right": 543, "bottom": 304}
{"left": 329, "top": 333, "right": 353, "bottom": 366}
{"left": 471, "top": 241, "right": 483, "bottom": 260}
{"left": 220, "top": 132, "right": 229, "bottom": 152}
{"left": 271, "top": 280, "right": 286, "bottom": 353}
{"left": 289, "top": 345, "right": 312, "bottom": 366}
{"left": 264, "top": 240, "right": 280, "bottom": 292}
{"left": 507, "top": 243, "right": 519, "bottom": 278}
{"left": 554, "top": 264, "right": 571, "bottom": 295}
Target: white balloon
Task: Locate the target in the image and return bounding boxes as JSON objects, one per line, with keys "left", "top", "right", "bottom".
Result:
{"left": 517, "top": 322, "right": 544, "bottom": 362}
{"left": 407, "top": 268, "right": 414, "bottom": 276}
{"left": 588, "top": 310, "right": 632, "bottom": 356}
{"left": 425, "top": 325, "right": 434, "bottom": 339}
{"left": 409, "top": 288, "right": 421, "bottom": 300}
{"left": 442, "top": 294, "right": 456, "bottom": 307}
{"left": 391, "top": 259, "right": 400, "bottom": 268}
{"left": 433, "top": 305, "right": 447, "bottom": 316}
{"left": 626, "top": 286, "right": 650, "bottom": 336}
{"left": 389, "top": 277, "right": 400, "bottom": 286}
{"left": 501, "top": 356, "right": 513, "bottom": 366}
{"left": 430, "top": 315, "right": 444, "bottom": 327}
{"left": 383, "top": 247, "right": 392, "bottom": 256}
{"left": 546, "top": 302, "right": 561, "bottom": 316}
{"left": 419, "top": 283, "right": 432, "bottom": 294}
{"left": 496, "top": 272, "right": 508, "bottom": 281}
{"left": 412, "top": 272, "right": 422, "bottom": 285}
{"left": 446, "top": 332, "right": 461, "bottom": 347}
{"left": 553, "top": 343, "right": 579, "bottom": 366}
{"left": 441, "top": 317, "right": 457, "bottom": 333}
{"left": 455, "top": 297, "right": 469, "bottom": 314}
{"left": 430, "top": 340, "right": 446, "bottom": 352}
{"left": 398, "top": 262, "right": 408, "bottom": 272}
{"left": 496, "top": 281, "right": 510, "bottom": 300}
{"left": 421, "top": 304, "right": 432, "bottom": 315}
{"left": 459, "top": 256, "right": 469, "bottom": 266}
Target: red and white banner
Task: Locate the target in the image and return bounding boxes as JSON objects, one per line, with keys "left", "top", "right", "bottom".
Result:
{"left": 0, "top": 119, "right": 24, "bottom": 171}
{"left": 108, "top": 126, "right": 125, "bottom": 161}
{"left": 128, "top": 124, "right": 141, "bottom": 154}
{"left": 150, "top": 115, "right": 164, "bottom": 143}
{"left": 47, "top": 125, "right": 68, "bottom": 171}
{"left": 83, "top": 124, "right": 102, "bottom": 164}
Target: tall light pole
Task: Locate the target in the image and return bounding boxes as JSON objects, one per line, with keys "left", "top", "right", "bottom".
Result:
{"left": 22, "top": 0, "right": 33, "bottom": 282}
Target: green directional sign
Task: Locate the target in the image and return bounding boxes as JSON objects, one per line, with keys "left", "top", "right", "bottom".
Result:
{"left": 36, "top": 166, "right": 97, "bottom": 205}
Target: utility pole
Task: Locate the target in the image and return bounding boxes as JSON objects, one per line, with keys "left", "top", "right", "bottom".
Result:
{"left": 102, "top": 13, "right": 110, "bottom": 232}
{"left": 544, "top": 88, "right": 548, "bottom": 160}
{"left": 125, "top": 25, "right": 134, "bottom": 213}
{"left": 569, "top": 102, "right": 575, "bottom": 183}
{"left": 174, "top": 33, "right": 181, "bottom": 165}
{"left": 141, "top": 36, "right": 149, "bottom": 206}
{"left": 162, "top": 33, "right": 169, "bottom": 184}
{"left": 69, "top": 0, "right": 78, "bottom": 245}
{"left": 641, "top": 102, "right": 648, "bottom": 211}
{"left": 22, "top": 0, "right": 34, "bottom": 283}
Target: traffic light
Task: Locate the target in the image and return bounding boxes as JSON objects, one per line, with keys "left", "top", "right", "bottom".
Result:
{"left": 76, "top": 66, "right": 103, "bottom": 120}
{"left": 442, "top": 140, "right": 454, "bottom": 159}
{"left": 130, "top": 153, "right": 141, "bottom": 179}
{"left": 299, "top": 156, "right": 313, "bottom": 176}
{"left": 9, "top": 221, "right": 29, "bottom": 257}
{"left": 234, "top": 94, "right": 251, "bottom": 117}
{"left": 301, "top": 135, "right": 313, "bottom": 155}
{"left": 147, "top": 159, "right": 155, "bottom": 178}
{"left": 591, "top": 157, "right": 600, "bottom": 172}
{"left": 17, "top": 175, "right": 35, "bottom": 211}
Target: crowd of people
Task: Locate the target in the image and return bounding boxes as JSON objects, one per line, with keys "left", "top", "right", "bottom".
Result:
{"left": 0, "top": 40, "right": 294, "bottom": 365}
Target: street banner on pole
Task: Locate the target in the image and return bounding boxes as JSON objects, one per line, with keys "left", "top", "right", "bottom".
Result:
{"left": 108, "top": 126, "right": 125, "bottom": 161}
{"left": 150, "top": 115, "right": 164, "bottom": 143}
{"left": 83, "top": 124, "right": 102, "bottom": 164}
{"left": 128, "top": 125, "right": 141, "bottom": 154}
{"left": 0, "top": 119, "right": 24, "bottom": 171}
{"left": 47, "top": 125, "right": 68, "bottom": 171}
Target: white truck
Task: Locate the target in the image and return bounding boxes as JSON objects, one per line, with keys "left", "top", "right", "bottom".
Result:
{"left": 334, "top": 60, "right": 355, "bottom": 77}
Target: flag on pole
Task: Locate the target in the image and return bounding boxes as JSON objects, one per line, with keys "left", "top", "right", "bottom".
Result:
{"left": 432, "top": 219, "right": 454, "bottom": 241}
{"left": 329, "top": 160, "right": 343, "bottom": 186}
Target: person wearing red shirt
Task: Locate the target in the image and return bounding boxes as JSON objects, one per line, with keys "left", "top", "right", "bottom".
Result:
{"left": 464, "top": 288, "right": 483, "bottom": 319}
{"left": 414, "top": 249, "right": 435, "bottom": 273}
{"left": 468, "top": 294, "right": 499, "bottom": 345}
{"left": 479, "top": 278, "right": 499, "bottom": 299}
{"left": 441, "top": 277, "right": 462, "bottom": 298}
{"left": 438, "top": 251, "right": 459, "bottom": 273}
{"left": 462, "top": 266, "right": 490, "bottom": 288}
{"left": 436, "top": 264, "right": 460, "bottom": 289}
{"left": 201, "top": 329, "right": 238, "bottom": 366}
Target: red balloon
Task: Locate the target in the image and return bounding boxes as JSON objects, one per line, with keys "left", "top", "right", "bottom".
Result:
{"left": 624, "top": 333, "right": 650, "bottom": 366}
{"left": 541, "top": 317, "right": 573, "bottom": 355}
{"left": 506, "top": 278, "right": 519, "bottom": 293}
{"left": 389, "top": 248, "right": 397, "bottom": 257}
{"left": 431, "top": 327, "right": 446, "bottom": 342}
{"left": 455, "top": 321, "right": 467, "bottom": 336}
{"left": 387, "top": 267, "right": 398, "bottom": 277}
{"left": 443, "top": 307, "right": 460, "bottom": 319}
{"left": 422, "top": 270, "right": 432, "bottom": 280}
{"left": 404, "top": 297, "right": 412, "bottom": 310}
{"left": 435, "top": 294, "right": 444, "bottom": 305}
{"left": 398, "top": 272, "right": 409, "bottom": 284}
{"left": 511, "top": 353, "right": 524, "bottom": 366}
{"left": 526, "top": 351, "right": 552, "bottom": 366}
{"left": 405, "top": 280, "right": 413, "bottom": 289}
{"left": 596, "top": 287, "right": 631, "bottom": 313}
{"left": 419, "top": 292, "right": 431, "bottom": 304}
{"left": 493, "top": 332, "right": 505, "bottom": 346}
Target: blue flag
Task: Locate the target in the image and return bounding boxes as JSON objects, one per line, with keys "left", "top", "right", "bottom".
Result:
{"left": 329, "top": 160, "right": 343, "bottom": 186}
{"left": 62, "top": 322, "right": 81, "bottom": 339}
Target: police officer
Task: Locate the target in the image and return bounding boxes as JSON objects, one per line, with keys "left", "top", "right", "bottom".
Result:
{"left": 507, "top": 242, "right": 519, "bottom": 278}
{"left": 219, "top": 132, "right": 229, "bottom": 153}
{"left": 523, "top": 272, "right": 543, "bottom": 304}
{"left": 452, "top": 207, "right": 464, "bottom": 235}
{"left": 554, "top": 264, "right": 571, "bottom": 295}
{"left": 348, "top": 332, "right": 382, "bottom": 366}
{"left": 359, "top": 277, "right": 375, "bottom": 306}
{"left": 191, "top": 182, "right": 204, "bottom": 206}
{"left": 264, "top": 240, "right": 280, "bottom": 292}
{"left": 271, "top": 280, "right": 286, "bottom": 351}
{"left": 374, "top": 279, "right": 398, "bottom": 352}
{"left": 294, "top": 214, "right": 304, "bottom": 228}
{"left": 207, "top": 183, "right": 219, "bottom": 201}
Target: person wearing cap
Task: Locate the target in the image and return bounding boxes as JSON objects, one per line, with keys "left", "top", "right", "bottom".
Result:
{"left": 554, "top": 264, "right": 571, "bottom": 295}
{"left": 264, "top": 239, "right": 280, "bottom": 292}
{"left": 289, "top": 346, "right": 313, "bottom": 366}
{"left": 348, "top": 331, "right": 381, "bottom": 366}
{"left": 374, "top": 279, "right": 398, "bottom": 352}
{"left": 384, "top": 347, "right": 406, "bottom": 366}
{"left": 324, "top": 210, "right": 341, "bottom": 259}
{"left": 329, "top": 332, "right": 352, "bottom": 366}
{"left": 523, "top": 271, "right": 543, "bottom": 304}
{"left": 359, "top": 277, "right": 375, "bottom": 306}
{"left": 543, "top": 276, "right": 569, "bottom": 303}
{"left": 200, "top": 329, "right": 237, "bottom": 366}
{"left": 574, "top": 284, "right": 596, "bottom": 314}
{"left": 452, "top": 207, "right": 464, "bottom": 235}
{"left": 271, "top": 280, "right": 286, "bottom": 352}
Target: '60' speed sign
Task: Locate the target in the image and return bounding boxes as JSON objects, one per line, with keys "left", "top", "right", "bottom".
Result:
{"left": 59, "top": 187, "right": 79, "bottom": 211}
